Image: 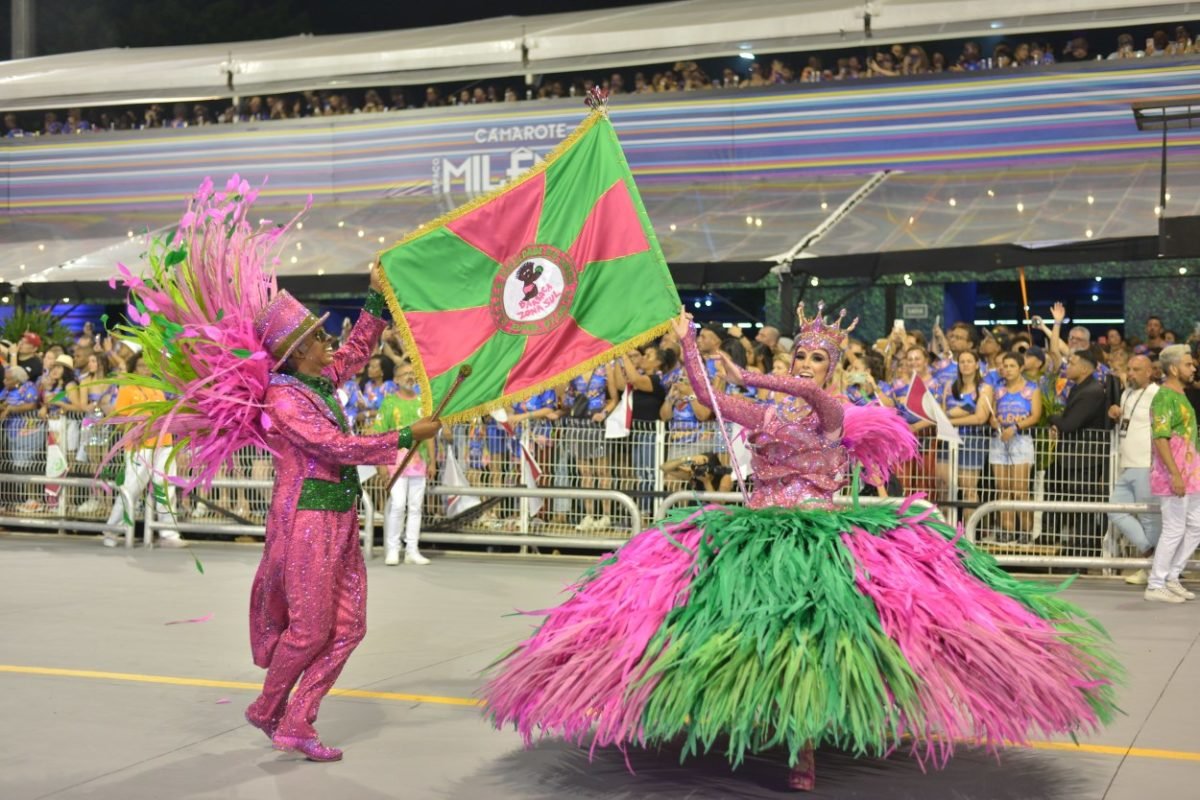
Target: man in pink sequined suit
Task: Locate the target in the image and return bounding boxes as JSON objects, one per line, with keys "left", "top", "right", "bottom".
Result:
{"left": 244, "top": 269, "right": 440, "bottom": 761}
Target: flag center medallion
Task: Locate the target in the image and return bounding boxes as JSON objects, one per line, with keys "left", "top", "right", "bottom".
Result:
{"left": 491, "top": 244, "right": 578, "bottom": 335}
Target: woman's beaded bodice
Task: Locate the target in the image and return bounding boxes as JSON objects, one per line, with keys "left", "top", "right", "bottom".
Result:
{"left": 680, "top": 330, "right": 848, "bottom": 508}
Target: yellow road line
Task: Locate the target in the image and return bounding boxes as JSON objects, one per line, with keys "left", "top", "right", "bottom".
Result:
{"left": 0, "top": 664, "right": 481, "bottom": 707}
{"left": 3, "top": 664, "right": 1198, "bottom": 763}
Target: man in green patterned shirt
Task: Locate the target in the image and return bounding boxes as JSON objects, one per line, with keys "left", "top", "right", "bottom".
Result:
{"left": 375, "top": 360, "right": 436, "bottom": 565}
{"left": 1145, "top": 345, "right": 1200, "bottom": 603}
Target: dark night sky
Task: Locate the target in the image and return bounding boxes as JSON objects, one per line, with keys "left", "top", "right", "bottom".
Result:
{"left": 0, "top": 0, "right": 664, "bottom": 60}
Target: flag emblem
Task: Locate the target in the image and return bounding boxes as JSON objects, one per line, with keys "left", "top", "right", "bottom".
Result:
{"left": 492, "top": 244, "right": 578, "bottom": 335}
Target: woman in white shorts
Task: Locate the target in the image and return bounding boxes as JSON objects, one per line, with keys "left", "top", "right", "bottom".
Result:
{"left": 988, "top": 352, "right": 1042, "bottom": 537}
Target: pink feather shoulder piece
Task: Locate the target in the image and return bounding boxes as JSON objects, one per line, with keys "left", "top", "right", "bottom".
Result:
{"left": 840, "top": 403, "right": 918, "bottom": 486}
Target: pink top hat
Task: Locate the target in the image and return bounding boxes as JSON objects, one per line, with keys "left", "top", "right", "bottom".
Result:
{"left": 253, "top": 290, "right": 330, "bottom": 369}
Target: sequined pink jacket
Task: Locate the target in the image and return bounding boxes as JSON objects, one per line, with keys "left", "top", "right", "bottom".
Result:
{"left": 261, "top": 303, "right": 401, "bottom": 523}
{"left": 681, "top": 330, "right": 915, "bottom": 508}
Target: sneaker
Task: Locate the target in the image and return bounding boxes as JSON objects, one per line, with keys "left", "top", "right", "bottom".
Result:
{"left": 77, "top": 499, "right": 102, "bottom": 515}
{"left": 101, "top": 534, "right": 119, "bottom": 548}
{"left": 592, "top": 515, "right": 613, "bottom": 531}
{"left": 404, "top": 550, "right": 431, "bottom": 566}
{"left": 575, "top": 515, "right": 597, "bottom": 532}
{"left": 1124, "top": 568, "right": 1149, "bottom": 586}
{"left": 1166, "top": 580, "right": 1196, "bottom": 600}
{"left": 384, "top": 549, "right": 401, "bottom": 566}
{"left": 157, "top": 536, "right": 189, "bottom": 548}
{"left": 1144, "top": 586, "right": 1186, "bottom": 604}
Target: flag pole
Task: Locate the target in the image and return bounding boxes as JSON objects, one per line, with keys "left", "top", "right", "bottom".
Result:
{"left": 386, "top": 364, "right": 472, "bottom": 493}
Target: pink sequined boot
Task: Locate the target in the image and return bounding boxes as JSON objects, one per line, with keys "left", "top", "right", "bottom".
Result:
{"left": 272, "top": 734, "right": 344, "bottom": 762}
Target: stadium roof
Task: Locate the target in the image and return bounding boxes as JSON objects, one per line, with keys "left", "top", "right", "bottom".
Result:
{"left": 1, "top": 0, "right": 1196, "bottom": 110}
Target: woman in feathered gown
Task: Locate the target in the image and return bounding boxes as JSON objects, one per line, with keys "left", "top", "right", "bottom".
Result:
{"left": 484, "top": 304, "right": 1119, "bottom": 791}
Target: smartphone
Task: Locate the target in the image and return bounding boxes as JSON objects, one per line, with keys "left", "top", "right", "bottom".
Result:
{"left": 934, "top": 314, "right": 942, "bottom": 329}
{"left": 892, "top": 319, "right": 905, "bottom": 333}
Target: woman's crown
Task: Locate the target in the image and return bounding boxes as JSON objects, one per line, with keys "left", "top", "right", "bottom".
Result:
{"left": 793, "top": 301, "right": 859, "bottom": 362}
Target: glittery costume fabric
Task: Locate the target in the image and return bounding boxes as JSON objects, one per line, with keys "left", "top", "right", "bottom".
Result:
{"left": 679, "top": 328, "right": 848, "bottom": 508}
{"left": 246, "top": 300, "right": 402, "bottom": 740}
{"left": 483, "top": 325, "right": 1119, "bottom": 771}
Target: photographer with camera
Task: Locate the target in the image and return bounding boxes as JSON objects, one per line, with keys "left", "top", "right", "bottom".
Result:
{"left": 660, "top": 451, "right": 733, "bottom": 494}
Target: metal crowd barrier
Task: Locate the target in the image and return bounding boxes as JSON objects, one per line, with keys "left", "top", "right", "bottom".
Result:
{"left": 0, "top": 473, "right": 136, "bottom": 547}
{"left": 422, "top": 485, "right": 639, "bottom": 550}
{"left": 657, "top": 490, "right": 944, "bottom": 519}
{"left": 145, "top": 475, "right": 376, "bottom": 558}
{"left": 0, "top": 408, "right": 1172, "bottom": 572}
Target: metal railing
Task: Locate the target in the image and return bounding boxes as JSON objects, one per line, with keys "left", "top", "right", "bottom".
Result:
{"left": 143, "top": 476, "right": 376, "bottom": 558}
{"left": 0, "top": 473, "right": 136, "bottom": 546}
{"left": 0, "top": 409, "right": 1166, "bottom": 571}
{"left": 961, "top": 499, "right": 1198, "bottom": 570}
{"left": 657, "top": 490, "right": 944, "bottom": 520}
{"left": 422, "top": 485, "right": 639, "bottom": 550}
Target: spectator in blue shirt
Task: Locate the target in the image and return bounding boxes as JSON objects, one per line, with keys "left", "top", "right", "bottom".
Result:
{"left": 2, "top": 366, "right": 43, "bottom": 511}
{"left": 562, "top": 366, "right": 616, "bottom": 532}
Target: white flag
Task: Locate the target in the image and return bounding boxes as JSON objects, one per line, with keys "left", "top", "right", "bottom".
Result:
{"left": 905, "top": 374, "right": 962, "bottom": 445}
{"left": 520, "top": 449, "right": 545, "bottom": 518}
{"left": 492, "top": 408, "right": 545, "bottom": 517}
{"left": 441, "top": 445, "right": 481, "bottom": 516}
{"left": 728, "top": 423, "right": 754, "bottom": 477}
{"left": 604, "top": 386, "right": 634, "bottom": 439}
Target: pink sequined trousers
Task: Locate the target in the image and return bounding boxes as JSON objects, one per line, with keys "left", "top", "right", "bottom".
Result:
{"left": 245, "top": 304, "right": 400, "bottom": 740}
{"left": 247, "top": 509, "right": 366, "bottom": 739}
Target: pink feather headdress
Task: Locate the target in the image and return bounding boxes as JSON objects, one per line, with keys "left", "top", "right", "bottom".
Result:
{"left": 101, "top": 175, "right": 310, "bottom": 492}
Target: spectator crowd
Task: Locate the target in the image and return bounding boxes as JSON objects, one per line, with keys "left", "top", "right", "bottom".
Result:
{"left": 3, "top": 298, "right": 1199, "bottom": 594}
{"left": 5, "top": 25, "right": 1200, "bottom": 138}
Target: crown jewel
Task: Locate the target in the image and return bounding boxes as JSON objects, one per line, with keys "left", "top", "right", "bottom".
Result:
{"left": 793, "top": 301, "right": 859, "bottom": 367}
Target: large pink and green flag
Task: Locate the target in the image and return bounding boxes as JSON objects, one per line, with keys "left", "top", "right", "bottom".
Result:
{"left": 378, "top": 108, "right": 680, "bottom": 423}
